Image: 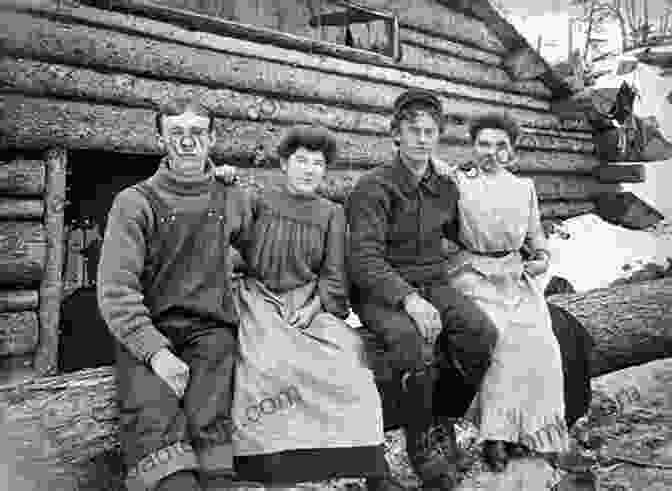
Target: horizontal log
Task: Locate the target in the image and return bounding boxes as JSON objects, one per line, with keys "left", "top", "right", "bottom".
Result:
{"left": 0, "top": 310, "right": 39, "bottom": 356}
{"left": 0, "top": 96, "right": 601, "bottom": 178}
{"left": 549, "top": 277, "right": 672, "bottom": 378}
{"left": 0, "top": 198, "right": 44, "bottom": 220}
{"left": 538, "top": 200, "right": 596, "bottom": 219}
{"left": 112, "top": 0, "right": 508, "bottom": 57}
{"left": 399, "top": 27, "right": 503, "bottom": 65}
{"left": 0, "top": 8, "right": 556, "bottom": 114}
{"left": 0, "top": 221, "right": 47, "bottom": 287}
{"left": 0, "top": 57, "right": 594, "bottom": 153}
{"left": 106, "top": 0, "right": 549, "bottom": 98}
{"left": 0, "top": 159, "right": 45, "bottom": 196}
{"left": 0, "top": 289, "right": 39, "bottom": 312}
{"left": 593, "top": 164, "right": 646, "bottom": 184}
{"left": 3, "top": 277, "right": 671, "bottom": 488}
{"left": 503, "top": 47, "right": 548, "bottom": 81}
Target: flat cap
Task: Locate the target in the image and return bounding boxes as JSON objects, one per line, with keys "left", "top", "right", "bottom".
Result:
{"left": 393, "top": 89, "right": 442, "bottom": 116}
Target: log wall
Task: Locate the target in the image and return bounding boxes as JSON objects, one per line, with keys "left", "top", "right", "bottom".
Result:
{"left": 0, "top": 152, "right": 66, "bottom": 385}
{"left": 0, "top": 0, "right": 616, "bottom": 223}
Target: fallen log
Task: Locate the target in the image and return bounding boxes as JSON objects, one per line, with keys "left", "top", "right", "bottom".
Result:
{"left": 2, "top": 279, "right": 672, "bottom": 489}
{"left": 0, "top": 198, "right": 43, "bottom": 220}
{"left": 548, "top": 277, "right": 672, "bottom": 377}
{"left": 0, "top": 289, "right": 39, "bottom": 312}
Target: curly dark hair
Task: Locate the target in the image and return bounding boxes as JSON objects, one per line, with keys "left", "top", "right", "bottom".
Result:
{"left": 468, "top": 112, "right": 520, "bottom": 145}
{"left": 277, "top": 125, "right": 338, "bottom": 166}
{"left": 155, "top": 96, "right": 215, "bottom": 135}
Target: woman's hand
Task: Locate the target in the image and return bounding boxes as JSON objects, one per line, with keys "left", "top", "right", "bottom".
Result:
{"left": 214, "top": 164, "right": 239, "bottom": 184}
{"left": 150, "top": 348, "right": 190, "bottom": 399}
{"left": 289, "top": 297, "right": 322, "bottom": 329}
{"left": 523, "top": 249, "right": 550, "bottom": 277}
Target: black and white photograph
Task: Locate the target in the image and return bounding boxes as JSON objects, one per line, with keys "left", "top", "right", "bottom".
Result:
{"left": 0, "top": 0, "right": 671, "bottom": 489}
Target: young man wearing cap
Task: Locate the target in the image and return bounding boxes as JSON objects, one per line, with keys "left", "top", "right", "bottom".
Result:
{"left": 346, "top": 89, "right": 499, "bottom": 490}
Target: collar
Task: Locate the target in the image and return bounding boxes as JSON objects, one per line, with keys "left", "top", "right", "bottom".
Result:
{"left": 394, "top": 154, "right": 443, "bottom": 196}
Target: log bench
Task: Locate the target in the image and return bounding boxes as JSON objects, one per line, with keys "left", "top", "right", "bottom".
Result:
{"left": 2, "top": 278, "right": 672, "bottom": 490}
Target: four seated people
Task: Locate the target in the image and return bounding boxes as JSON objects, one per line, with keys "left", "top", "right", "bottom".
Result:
{"left": 98, "top": 91, "right": 592, "bottom": 491}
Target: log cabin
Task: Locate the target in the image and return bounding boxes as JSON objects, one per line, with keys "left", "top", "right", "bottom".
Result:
{"left": 0, "top": 0, "right": 670, "bottom": 489}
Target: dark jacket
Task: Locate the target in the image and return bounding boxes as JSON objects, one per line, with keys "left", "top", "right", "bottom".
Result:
{"left": 346, "top": 156, "right": 460, "bottom": 307}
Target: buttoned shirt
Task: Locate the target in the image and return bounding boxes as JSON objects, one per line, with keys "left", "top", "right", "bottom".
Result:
{"left": 346, "top": 155, "right": 460, "bottom": 307}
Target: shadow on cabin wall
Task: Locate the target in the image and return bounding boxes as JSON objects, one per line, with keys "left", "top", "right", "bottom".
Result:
{"left": 59, "top": 150, "right": 155, "bottom": 373}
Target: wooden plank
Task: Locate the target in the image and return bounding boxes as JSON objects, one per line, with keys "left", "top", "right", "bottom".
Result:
{"left": 0, "top": 198, "right": 43, "bottom": 220}
{"left": 0, "top": 159, "right": 45, "bottom": 196}
{"left": 0, "top": 8, "right": 555, "bottom": 112}
{"left": 0, "top": 221, "right": 47, "bottom": 287}
{"left": 0, "top": 55, "right": 590, "bottom": 139}
{"left": 0, "top": 289, "right": 39, "bottom": 312}
{"left": 0, "top": 96, "right": 601, "bottom": 177}
{"left": 0, "top": 57, "right": 594, "bottom": 151}
{"left": 593, "top": 164, "right": 646, "bottom": 184}
{"left": 35, "top": 148, "right": 67, "bottom": 376}
{"left": 0, "top": 311, "right": 39, "bottom": 356}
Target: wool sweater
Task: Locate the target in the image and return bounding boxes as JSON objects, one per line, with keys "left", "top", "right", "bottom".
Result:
{"left": 97, "top": 160, "right": 254, "bottom": 363}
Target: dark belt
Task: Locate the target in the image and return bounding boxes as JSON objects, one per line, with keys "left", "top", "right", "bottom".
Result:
{"left": 468, "top": 249, "right": 516, "bottom": 258}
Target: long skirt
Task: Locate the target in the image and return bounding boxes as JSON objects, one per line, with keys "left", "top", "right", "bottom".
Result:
{"left": 232, "top": 278, "right": 388, "bottom": 484}
{"left": 451, "top": 257, "right": 570, "bottom": 454}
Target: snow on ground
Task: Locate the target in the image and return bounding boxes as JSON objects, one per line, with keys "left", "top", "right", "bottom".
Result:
{"left": 540, "top": 213, "right": 672, "bottom": 293}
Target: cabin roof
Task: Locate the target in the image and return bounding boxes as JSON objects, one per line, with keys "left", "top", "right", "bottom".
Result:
{"left": 450, "top": 0, "right": 574, "bottom": 100}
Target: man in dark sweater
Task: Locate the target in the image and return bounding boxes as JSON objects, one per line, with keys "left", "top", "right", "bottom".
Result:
{"left": 98, "top": 98, "right": 254, "bottom": 491}
{"left": 346, "top": 90, "right": 499, "bottom": 490}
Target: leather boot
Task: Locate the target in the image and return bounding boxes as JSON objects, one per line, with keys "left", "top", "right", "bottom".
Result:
{"left": 402, "top": 369, "right": 459, "bottom": 490}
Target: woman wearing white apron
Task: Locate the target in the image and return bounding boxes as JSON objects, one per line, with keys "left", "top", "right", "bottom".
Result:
{"left": 446, "top": 113, "right": 569, "bottom": 472}
{"left": 230, "top": 126, "right": 389, "bottom": 489}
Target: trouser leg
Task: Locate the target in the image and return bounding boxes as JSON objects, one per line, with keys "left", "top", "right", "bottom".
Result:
{"left": 181, "top": 323, "right": 238, "bottom": 479}
{"left": 116, "top": 343, "right": 200, "bottom": 491}
{"left": 426, "top": 283, "right": 499, "bottom": 418}
{"left": 356, "top": 302, "right": 457, "bottom": 488}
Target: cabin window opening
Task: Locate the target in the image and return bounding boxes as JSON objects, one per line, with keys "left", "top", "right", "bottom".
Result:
{"left": 307, "top": 0, "right": 400, "bottom": 59}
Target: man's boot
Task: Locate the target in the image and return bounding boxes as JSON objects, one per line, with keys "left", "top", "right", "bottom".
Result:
{"left": 402, "top": 369, "right": 459, "bottom": 490}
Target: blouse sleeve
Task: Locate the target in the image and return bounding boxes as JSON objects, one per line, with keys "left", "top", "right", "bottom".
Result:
{"left": 317, "top": 203, "right": 350, "bottom": 318}
{"left": 524, "top": 180, "right": 547, "bottom": 252}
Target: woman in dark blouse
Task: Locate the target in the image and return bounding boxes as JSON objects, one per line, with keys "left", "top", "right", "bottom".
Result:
{"left": 231, "top": 126, "right": 389, "bottom": 488}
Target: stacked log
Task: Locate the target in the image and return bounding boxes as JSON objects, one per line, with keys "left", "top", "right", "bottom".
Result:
{"left": 0, "top": 158, "right": 46, "bottom": 385}
{"left": 0, "top": 0, "right": 610, "bottom": 222}
{"left": 0, "top": 152, "right": 65, "bottom": 385}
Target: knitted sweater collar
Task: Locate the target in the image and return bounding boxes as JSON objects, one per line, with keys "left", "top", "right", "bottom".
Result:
{"left": 149, "top": 157, "right": 215, "bottom": 196}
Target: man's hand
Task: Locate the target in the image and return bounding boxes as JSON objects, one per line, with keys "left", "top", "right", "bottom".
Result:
{"left": 150, "top": 348, "right": 190, "bottom": 399}
{"left": 403, "top": 292, "right": 442, "bottom": 345}
{"left": 214, "top": 164, "right": 239, "bottom": 185}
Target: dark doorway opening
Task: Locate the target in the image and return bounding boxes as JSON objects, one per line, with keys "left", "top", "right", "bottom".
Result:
{"left": 59, "top": 150, "right": 157, "bottom": 373}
